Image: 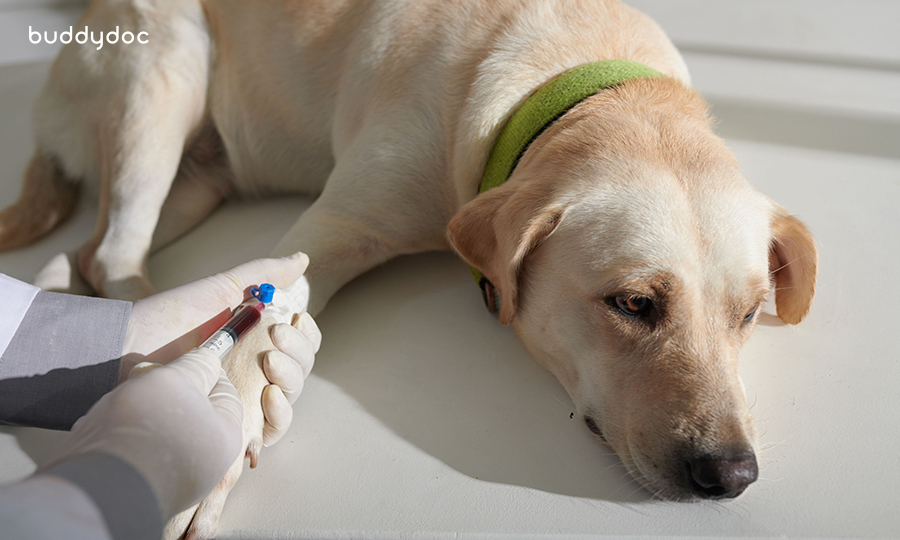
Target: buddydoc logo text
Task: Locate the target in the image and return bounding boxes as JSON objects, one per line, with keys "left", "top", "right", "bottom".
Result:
{"left": 29, "top": 26, "right": 148, "bottom": 50}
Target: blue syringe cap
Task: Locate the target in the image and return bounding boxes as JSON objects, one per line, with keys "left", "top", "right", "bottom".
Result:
{"left": 252, "top": 283, "right": 276, "bottom": 303}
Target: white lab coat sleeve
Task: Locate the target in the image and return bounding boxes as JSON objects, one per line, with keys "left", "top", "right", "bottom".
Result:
{"left": 0, "top": 274, "right": 39, "bottom": 355}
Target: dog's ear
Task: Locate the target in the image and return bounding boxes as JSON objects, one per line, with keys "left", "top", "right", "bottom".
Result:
{"left": 769, "top": 205, "right": 818, "bottom": 324}
{"left": 447, "top": 181, "right": 565, "bottom": 325}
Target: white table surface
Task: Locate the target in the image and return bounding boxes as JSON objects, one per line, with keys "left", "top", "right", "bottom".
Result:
{"left": 1, "top": 57, "right": 898, "bottom": 539}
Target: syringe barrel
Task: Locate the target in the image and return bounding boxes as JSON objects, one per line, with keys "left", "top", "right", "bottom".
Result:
{"left": 201, "top": 298, "right": 266, "bottom": 357}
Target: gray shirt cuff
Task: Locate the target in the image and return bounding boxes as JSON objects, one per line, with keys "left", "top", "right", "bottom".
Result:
{"left": 40, "top": 453, "right": 164, "bottom": 540}
{"left": 0, "top": 291, "right": 131, "bottom": 430}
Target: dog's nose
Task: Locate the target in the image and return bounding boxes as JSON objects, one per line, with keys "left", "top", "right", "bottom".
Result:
{"left": 688, "top": 451, "right": 758, "bottom": 499}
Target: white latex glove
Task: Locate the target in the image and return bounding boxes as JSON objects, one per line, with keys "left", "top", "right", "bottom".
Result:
{"left": 39, "top": 347, "right": 243, "bottom": 521}
{"left": 120, "top": 252, "right": 320, "bottom": 446}
{"left": 262, "top": 311, "right": 321, "bottom": 446}
{"left": 121, "top": 252, "right": 310, "bottom": 362}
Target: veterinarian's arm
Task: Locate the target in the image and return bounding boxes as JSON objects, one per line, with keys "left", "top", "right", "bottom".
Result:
{"left": 0, "top": 273, "right": 130, "bottom": 430}
{"left": 120, "top": 251, "right": 320, "bottom": 446}
{"left": 0, "top": 347, "right": 243, "bottom": 540}
{"left": 0, "top": 254, "right": 318, "bottom": 439}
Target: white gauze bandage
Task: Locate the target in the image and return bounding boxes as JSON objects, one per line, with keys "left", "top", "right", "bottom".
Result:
{"left": 267, "top": 275, "right": 310, "bottom": 324}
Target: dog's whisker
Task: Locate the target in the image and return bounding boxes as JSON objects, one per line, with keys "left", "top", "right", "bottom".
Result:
{"left": 609, "top": 499, "right": 653, "bottom": 516}
{"left": 623, "top": 481, "right": 654, "bottom": 501}
{"left": 756, "top": 474, "right": 786, "bottom": 484}
{"left": 748, "top": 389, "right": 760, "bottom": 411}
{"left": 759, "top": 439, "right": 791, "bottom": 451}
{"left": 731, "top": 501, "right": 752, "bottom": 519}
{"left": 602, "top": 480, "right": 631, "bottom": 500}
{"left": 723, "top": 500, "right": 751, "bottom": 520}
{"left": 770, "top": 252, "right": 813, "bottom": 274}
{"left": 609, "top": 471, "right": 645, "bottom": 496}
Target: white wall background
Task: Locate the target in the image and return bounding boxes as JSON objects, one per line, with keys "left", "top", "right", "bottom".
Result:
{"left": 0, "top": 0, "right": 86, "bottom": 66}
{"left": 3, "top": 0, "right": 899, "bottom": 160}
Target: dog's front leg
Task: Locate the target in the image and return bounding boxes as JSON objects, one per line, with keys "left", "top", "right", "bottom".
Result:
{"left": 270, "top": 201, "right": 402, "bottom": 315}
{"left": 271, "top": 140, "right": 450, "bottom": 314}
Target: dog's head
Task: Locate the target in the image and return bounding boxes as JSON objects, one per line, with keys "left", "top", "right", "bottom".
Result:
{"left": 448, "top": 78, "right": 817, "bottom": 500}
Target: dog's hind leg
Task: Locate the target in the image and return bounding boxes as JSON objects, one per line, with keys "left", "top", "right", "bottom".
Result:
{"left": 150, "top": 123, "right": 235, "bottom": 253}
{"left": 27, "top": 1, "right": 214, "bottom": 300}
{"left": 33, "top": 122, "right": 233, "bottom": 295}
{"left": 0, "top": 155, "right": 79, "bottom": 251}
{"left": 78, "top": 78, "right": 211, "bottom": 300}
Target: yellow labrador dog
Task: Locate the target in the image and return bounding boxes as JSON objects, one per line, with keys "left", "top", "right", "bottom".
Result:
{"left": 0, "top": 0, "right": 818, "bottom": 536}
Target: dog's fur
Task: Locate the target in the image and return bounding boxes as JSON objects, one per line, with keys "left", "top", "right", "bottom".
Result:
{"left": 0, "top": 0, "right": 817, "bottom": 537}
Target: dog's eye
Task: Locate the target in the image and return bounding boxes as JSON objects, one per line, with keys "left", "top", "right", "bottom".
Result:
{"left": 743, "top": 306, "right": 759, "bottom": 325}
{"left": 614, "top": 296, "right": 653, "bottom": 318}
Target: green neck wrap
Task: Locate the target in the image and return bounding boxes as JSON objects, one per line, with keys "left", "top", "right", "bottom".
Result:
{"left": 471, "top": 59, "right": 664, "bottom": 313}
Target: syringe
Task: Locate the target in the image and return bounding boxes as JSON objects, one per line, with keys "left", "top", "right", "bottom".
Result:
{"left": 201, "top": 283, "right": 275, "bottom": 357}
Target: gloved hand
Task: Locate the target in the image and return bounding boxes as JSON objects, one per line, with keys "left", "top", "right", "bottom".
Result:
{"left": 260, "top": 311, "right": 321, "bottom": 445}
{"left": 120, "top": 252, "right": 321, "bottom": 446}
{"left": 39, "top": 347, "right": 243, "bottom": 521}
